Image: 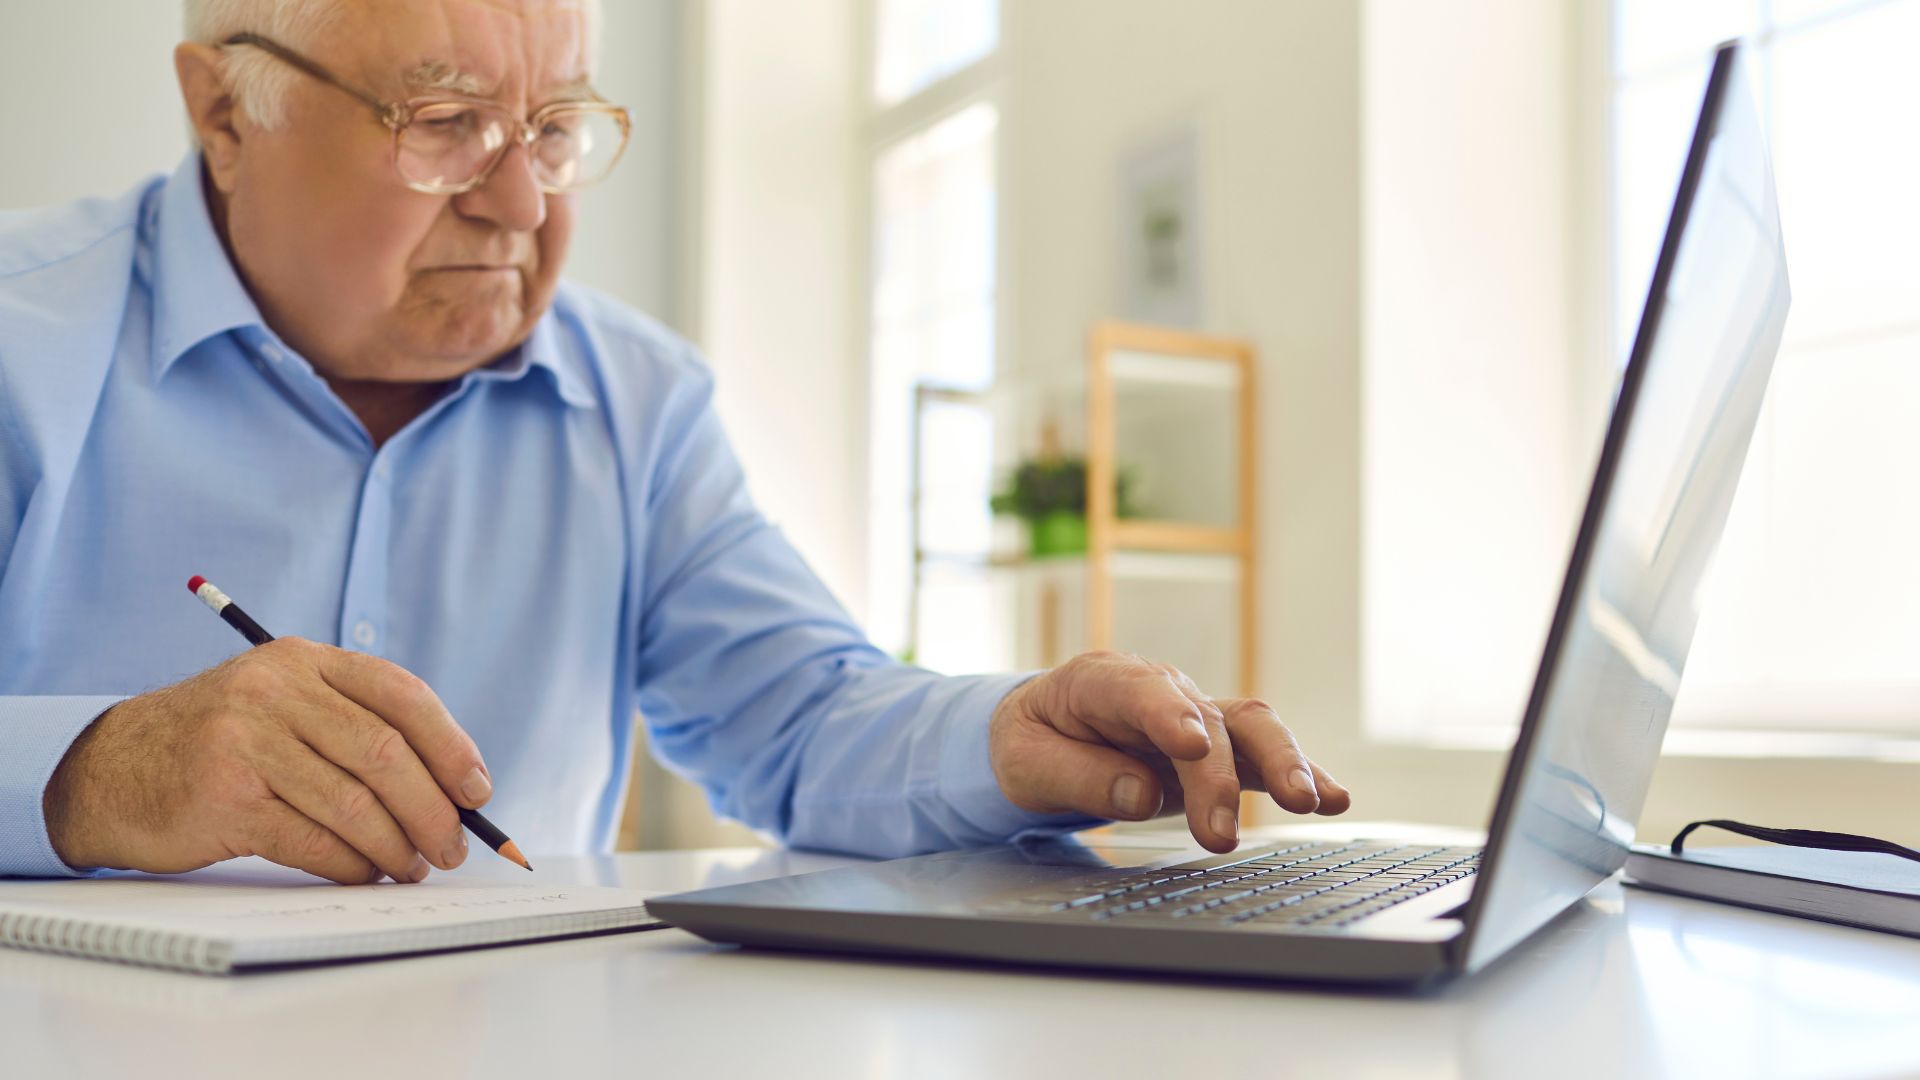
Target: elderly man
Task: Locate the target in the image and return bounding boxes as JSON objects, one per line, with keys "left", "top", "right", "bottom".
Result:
{"left": 0, "top": 0, "right": 1348, "bottom": 885}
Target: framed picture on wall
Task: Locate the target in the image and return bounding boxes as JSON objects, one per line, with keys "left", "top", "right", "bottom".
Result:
{"left": 1116, "top": 122, "right": 1204, "bottom": 328}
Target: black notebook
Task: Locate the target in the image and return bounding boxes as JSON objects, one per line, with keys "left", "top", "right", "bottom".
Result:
{"left": 1625, "top": 841, "right": 1920, "bottom": 939}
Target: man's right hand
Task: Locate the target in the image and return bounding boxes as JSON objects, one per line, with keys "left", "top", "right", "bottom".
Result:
{"left": 42, "top": 637, "right": 491, "bottom": 885}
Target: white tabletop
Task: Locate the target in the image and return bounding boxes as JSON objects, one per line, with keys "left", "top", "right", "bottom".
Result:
{"left": 2, "top": 835, "right": 1917, "bottom": 1080}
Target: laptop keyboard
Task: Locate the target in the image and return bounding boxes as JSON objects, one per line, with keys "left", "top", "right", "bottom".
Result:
{"left": 1022, "top": 841, "right": 1481, "bottom": 930}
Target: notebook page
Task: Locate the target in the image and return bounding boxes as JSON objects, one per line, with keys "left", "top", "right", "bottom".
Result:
{"left": 0, "top": 867, "right": 659, "bottom": 971}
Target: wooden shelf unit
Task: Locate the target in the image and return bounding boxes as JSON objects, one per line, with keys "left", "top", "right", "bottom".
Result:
{"left": 1087, "top": 320, "right": 1258, "bottom": 696}
{"left": 903, "top": 322, "right": 1258, "bottom": 696}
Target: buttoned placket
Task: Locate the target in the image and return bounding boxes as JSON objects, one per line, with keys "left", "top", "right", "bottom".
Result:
{"left": 338, "top": 450, "right": 393, "bottom": 655}
{"left": 236, "top": 328, "right": 487, "bottom": 657}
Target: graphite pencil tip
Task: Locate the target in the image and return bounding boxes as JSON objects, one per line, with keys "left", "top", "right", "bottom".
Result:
{"left": 498, "top": 840, "right": 532, "bottom": 872}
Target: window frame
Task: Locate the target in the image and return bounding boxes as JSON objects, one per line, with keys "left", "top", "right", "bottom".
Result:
{"left": 856, "top": 0, "right": 1009, "bottom": 659}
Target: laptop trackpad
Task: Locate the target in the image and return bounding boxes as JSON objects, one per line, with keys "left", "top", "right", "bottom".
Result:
{"left": 699, "top": 838, "right": 1202, "bottom": 918}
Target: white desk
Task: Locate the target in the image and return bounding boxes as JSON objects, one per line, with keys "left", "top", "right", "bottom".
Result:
{"left": 2, "top": 840, "right": 1917, "bottom": 1080}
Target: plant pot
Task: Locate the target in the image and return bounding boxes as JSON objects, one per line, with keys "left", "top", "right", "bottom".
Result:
{"left": 1027, "top": 511, "right": 1088, "bottom": 558}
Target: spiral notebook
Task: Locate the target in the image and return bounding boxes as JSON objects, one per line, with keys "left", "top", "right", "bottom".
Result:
{"left": 0, "top": 860, "right": 662, "bottom": 975}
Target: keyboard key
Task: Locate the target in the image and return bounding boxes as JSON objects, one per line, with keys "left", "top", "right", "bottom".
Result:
{"left": 1012, "top": 843, "right": 1484, "bottom": 926}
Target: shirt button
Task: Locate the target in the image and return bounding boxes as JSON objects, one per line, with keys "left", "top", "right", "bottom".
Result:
{"left": 261, "top": 344, "right": 284, "bottom": 364}
{"left": 374, "top": 460, "right": 392, "bottom": 481}
{"left": 352, "top": 620, "right": 377, "bottom": 648}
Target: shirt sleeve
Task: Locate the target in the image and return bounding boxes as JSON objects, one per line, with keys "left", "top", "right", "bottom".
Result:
{"left": 0, "top": 695, "right": 122, "bottom": 878}
{"left": 0, "top": 362, "right": 124, "bottom": 877}
{"left": 632, "top": 365, "right": 1098, "bottom": 858}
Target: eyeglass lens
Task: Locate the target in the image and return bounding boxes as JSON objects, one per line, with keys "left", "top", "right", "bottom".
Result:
{"left": 396, "top": 102, "right": 627, "bottom": 193}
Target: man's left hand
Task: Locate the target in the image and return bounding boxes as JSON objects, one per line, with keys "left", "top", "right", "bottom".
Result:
{"left": 990, "top": 651, "right": 1351, "bottom": 852}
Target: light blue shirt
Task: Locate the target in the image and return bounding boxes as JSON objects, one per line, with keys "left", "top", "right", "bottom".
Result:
{"left": 0, "top": 155, "right": 1083, "bottom": 878}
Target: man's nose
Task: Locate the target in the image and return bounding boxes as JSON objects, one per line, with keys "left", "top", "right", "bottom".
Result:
{"left": 453, "top": 141, "right": 548, "bottom": 233}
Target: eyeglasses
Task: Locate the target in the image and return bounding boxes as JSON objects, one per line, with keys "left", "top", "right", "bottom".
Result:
{"left": 221, "top": 33, "right": 632, "bottom": 196}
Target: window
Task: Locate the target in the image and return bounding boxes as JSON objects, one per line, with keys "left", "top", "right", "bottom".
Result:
{"left": 864, "top": 0, "right": 1002, "bottom": 664}
{"left": 873, "top": 0, "right": 1000, "bottom": 105}
{"left": 910, "top": 388, "right": 1017, "bottom": 675}
{"left": 1612, "top": 0, "right": 1920, "bottom": 740}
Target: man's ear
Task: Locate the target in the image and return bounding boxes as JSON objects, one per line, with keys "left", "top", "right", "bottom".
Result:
{"left": 174, "top": 42, "right": 244, "bottom": 194}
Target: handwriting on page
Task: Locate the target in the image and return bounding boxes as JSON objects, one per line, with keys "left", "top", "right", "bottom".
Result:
{"left": 365, "top": 894, "right": 574, "bottom": 917}
{"left": 226, "top": 892, "right": 576, "bottom": 920}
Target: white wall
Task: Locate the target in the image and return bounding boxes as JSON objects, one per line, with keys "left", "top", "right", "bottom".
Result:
{"left": 0, "top": 0, "right": 682, "bottom": 324}
{"left": 622, "top": 0, "right": 865, "bottom": 850}
{"left": 568, "top": 0, "right": 684, "bottom": 326}
{"left": 1360, "top": 0, "right": 1587, "bottom": 743}
{"left": 0, "top": 2, "right": 189, "bottom": 207}
{"left": 685, "top": 0, "right": 866, "bottom": 621}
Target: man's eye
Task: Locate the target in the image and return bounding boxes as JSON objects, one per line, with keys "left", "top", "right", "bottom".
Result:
{"left": 421, "top": 110, "right": 479, "bottom": 133}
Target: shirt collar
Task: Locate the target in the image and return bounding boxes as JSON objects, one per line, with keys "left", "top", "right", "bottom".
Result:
{"left": 471, "top": 312, "right": 597, "bottom": 409}
{"left": 149, "top": 152, "right": 264, "bottom": 381}
{"left": 147, "top": 152, "right": 596, "bottom": 411}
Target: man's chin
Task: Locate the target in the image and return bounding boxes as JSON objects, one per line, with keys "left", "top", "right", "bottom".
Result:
{"left": 399, "top": 303, "right": 539, "bottom": 369}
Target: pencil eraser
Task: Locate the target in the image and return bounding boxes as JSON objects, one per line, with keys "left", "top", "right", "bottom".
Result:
{"left": 187, "top": 575, "right": 207, "bottom": 595}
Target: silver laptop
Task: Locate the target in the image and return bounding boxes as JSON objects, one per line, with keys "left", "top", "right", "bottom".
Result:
{"left": 649, "top": 40, "right": 1791, "bottom": 985}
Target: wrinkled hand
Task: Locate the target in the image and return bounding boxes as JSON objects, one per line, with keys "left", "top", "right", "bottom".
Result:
{"left": 43, "top": 638, "right": 491, "bottom": 884}
{"left": 990, "top": 651, "right": 1351, "bottom": 852}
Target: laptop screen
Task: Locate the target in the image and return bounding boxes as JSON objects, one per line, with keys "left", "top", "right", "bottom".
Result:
{"left": 1458, "top": 42, "right": 1791, "bottom": 972}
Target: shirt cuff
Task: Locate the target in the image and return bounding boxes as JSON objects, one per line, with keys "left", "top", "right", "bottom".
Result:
{"left": 0, "top": 695, "right": 124, "bottom": 878}
{"left": 937, "top": 672, "right": 1103, "bottom": 844}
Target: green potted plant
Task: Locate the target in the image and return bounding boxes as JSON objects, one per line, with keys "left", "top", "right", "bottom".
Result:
{"left": 990, "top": 456, "right": 1138, "bottom": 558}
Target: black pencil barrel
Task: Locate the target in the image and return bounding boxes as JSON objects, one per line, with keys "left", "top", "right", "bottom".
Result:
{"left": 220, "top": 604, "right": 274, "bottom": 647}
{"left": 459, "top": 806, "right": 510, "bottom": 851}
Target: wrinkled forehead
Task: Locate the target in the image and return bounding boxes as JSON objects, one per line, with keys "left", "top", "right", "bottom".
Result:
{"left": 335, "top": 0, "right": 597, "bottom": 104}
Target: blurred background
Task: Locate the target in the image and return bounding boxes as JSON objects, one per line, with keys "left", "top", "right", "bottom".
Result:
{"left": 3, "top": 0, "right": 1914, "bottom": 850}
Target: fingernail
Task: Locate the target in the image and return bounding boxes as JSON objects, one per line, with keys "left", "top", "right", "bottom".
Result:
{"left": 1291, "top": 767, "right": 1317, "bottom": 797}
{"left": 1181, "top": 716, "right": 1209, "bottom": 742}
{"left": 404, "top": 854, "right": 430, "bottom": 883}
{"left": 1111, "top": 775, "right": 1148, "bottom": 818}
{"left": 442, "top": 830, "right": 468, "bottom": 869}
{"left": 461, "top": 767, "right": 492, "bottom": 805}
{"left": 1210, "top": 806, "right": 1237, "bottom": 842}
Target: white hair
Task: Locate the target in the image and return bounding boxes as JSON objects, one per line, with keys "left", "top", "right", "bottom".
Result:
{"left": 183, "top": 0, "right": 603, "bottom": 130}
{"left": 184, "top": 0, "right": 345, "bottom": 129}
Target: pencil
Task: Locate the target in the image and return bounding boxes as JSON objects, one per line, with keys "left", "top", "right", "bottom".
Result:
{"left": 186, "top": 575, "right": 532, "bottom": 873}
